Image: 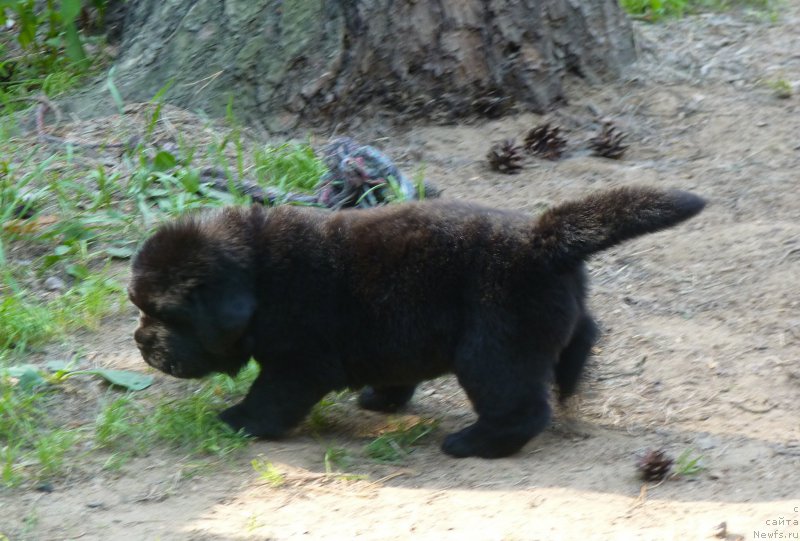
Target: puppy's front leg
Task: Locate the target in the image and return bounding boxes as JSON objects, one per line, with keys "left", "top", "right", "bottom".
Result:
{"left": 219, "top": 368, "right": 329, "bottom": 438}
{"left": 358, "top": 384, "right": 417, "bottom": 413}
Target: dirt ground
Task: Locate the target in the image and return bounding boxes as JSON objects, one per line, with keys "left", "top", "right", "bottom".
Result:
{"left": 3, "top": 5, "right": 800, "bottom": 541}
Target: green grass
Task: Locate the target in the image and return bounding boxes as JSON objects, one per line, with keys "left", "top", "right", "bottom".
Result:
{"left": 94, "top": 361, "right": 260, "bottom": 457}
{"left": 0, "top": 122, "right": 325, "bottom": 336}
{"left": 251, "top": 456, "right": 286, "bottom": 487}
{"left": 620, "top": 0, "right": 784, "bottom": 21}
{"left": 0, "top": 375, "right": 80, "bottom": 487}
{"left": 0, "top": 73, "right": 336, "bottom": 490}
{"left": 0, "top": 360, "right": 260, "bottom": 488}
{"left": 253, "top": 142, "right": 328, "bottom": 194}
{"left": 147, "top": 385, "right": 251, "bottom": 454}
{"left": 766, "top": 78, "right": 793, "bottom": 98}
{"left": 323, "top": 446, "right": 355, "bottom": 474}
{"left": 94, "top": 396, "right": 140, "bottom": 449}
{"left": 0, "top": 51, "right": 95, "bottom": 114}
{"left": 306, "top": 390, "right": 351, "bottom": 431}
{"left": 0, "top": 271, "right": 125, "bottom": 352}
{"left": 364, "top": 419, "right": 438, "bottom": 463}
{"left": 33, "top": 428, "right": 80, "bottom": 480}
{"left": 0, "top": 292, "right": 60, "bottom": 351}
{"left": 0, "top": 0, "right": 113, "bottom": 114}
{"left": 674, "top": 448, "right": 706, "bottom": 477}
{"left": 0, "top": 103, "right": 329, "bottom": 488}
{"left": 621, "top": 0, "right": 689, "bottom": 20}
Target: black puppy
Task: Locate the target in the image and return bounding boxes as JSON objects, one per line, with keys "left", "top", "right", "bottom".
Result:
{"left": 129, "top": 186, "right": 704, "bottom": 458}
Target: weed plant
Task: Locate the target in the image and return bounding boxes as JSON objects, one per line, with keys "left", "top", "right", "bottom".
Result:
{"left": 251, "top": 456, "right": 286, "bottom": 487}
{"left": 364, "top": 419, "right": 438, "bottom": 463}
{"left": 674, "top": 448, "right": 706, "bottom": 477}
{"left": 0, "top": 360, "right": 259, "bottom": 487}
{"left": 0, "top": 374, "right": 80, "bottom": 486}
{"left": 253, "top": 142, "right": 327, "bottom": 193}
{"left": 0, "top": 82, "right": 328, "bottom": 487}
{"left": 620, "top": 0, "right": 783, "bottom": 21}
{"left": 0, "top": 0, "right": 114, "bottom": 113}
{"left": 93, "top": 362, "right": 259, "bottom": 458}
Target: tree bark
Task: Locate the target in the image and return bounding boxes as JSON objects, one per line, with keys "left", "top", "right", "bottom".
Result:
{"left": 75, "top": 0, "right": 635, "bottom": 131}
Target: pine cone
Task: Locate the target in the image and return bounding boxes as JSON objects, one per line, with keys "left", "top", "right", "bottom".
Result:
{"left": 523, "top": 123, "right": 567, "bottom": 160}
{"left": 487, "top": 139, "right": 524, "bottom": 174}
{"left": 636, "top": 449, "right": 674, "bottom": 482}
{"left": 590, "top": 122, "right": 628, "bottom": 159}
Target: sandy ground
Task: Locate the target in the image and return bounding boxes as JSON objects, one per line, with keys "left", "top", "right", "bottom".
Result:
{"left": 2, "top": 4, "right": 800, "bottom": 541}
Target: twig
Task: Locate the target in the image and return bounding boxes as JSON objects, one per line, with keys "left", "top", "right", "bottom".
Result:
{"left": 36, "top": 133, "right": 127, "bottom": 149}
{"left": 367, "top": 470, "right": 413, "bottom": 487}
{"left": 26, "top": 95, "right": 130, "bottom": 151}
{"left": 771, "top": 445, "right": 800, "bottom": 457}
{"left": 184, "top": 70, "right": 224, "bottom": 95}
{"left": 730, "top": 401, "right": 775, "bottom": 414}
{"left": 778, "top": 246, "right": 800, "bottom": 264}
{"left": 198, "top": 167, "right": 319, "bottom": 206}
{"left": 34, "top": 94, "right": 63, "bottom": 137}
{"left": 628, "top": 483, "right": 648, "bottom": 512}
{"left": 595, "top": 369, "right": 644, "bottom": 381}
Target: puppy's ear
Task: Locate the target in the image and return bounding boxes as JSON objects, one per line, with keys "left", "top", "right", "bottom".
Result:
{"left": 215, "top": 292, "right": 256, "bottom": 337}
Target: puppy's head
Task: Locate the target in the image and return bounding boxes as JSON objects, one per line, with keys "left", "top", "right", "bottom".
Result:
{"left": 129, "top": 208, "right": 258, "bottom": 379}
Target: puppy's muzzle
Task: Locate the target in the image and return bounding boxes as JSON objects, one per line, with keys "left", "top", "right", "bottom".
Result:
{"left": 133, "top": 326, "right": 152, "bottom": 352}
{"left": 134, "top": 327, "right": 164, "bottom": 369}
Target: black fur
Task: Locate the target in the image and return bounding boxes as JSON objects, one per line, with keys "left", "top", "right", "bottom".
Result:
{"left": 129, "top": 186, "right": 705, "bottom": 458}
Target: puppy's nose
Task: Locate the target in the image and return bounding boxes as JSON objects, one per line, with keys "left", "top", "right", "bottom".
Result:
{"left": 134, "top": 327, "right": 152, "bottom": 349}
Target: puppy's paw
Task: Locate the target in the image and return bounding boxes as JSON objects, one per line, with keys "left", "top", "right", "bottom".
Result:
{"left": 219, "top": 403, "right": 252, "bottom": 434}
{"left": 441, "top": 425, "right": 528, "bottom": 459}
{"left": 219, "top": 403, "right": 284, "bottom": 439}
{"left": 441, "top": 427, "right": 481, "bottom": 458}
{"left": 357, "top": 385, "right": 415, "bottom": 413}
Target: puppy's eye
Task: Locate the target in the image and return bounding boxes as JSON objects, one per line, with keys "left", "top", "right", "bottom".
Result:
{"left": 128, "top": 288, "right": 139, "bottom": 306}
{"left": 128, "top": 288, "right": 152, "bottom": 312}
{"left": 157, "top": 305, "right": 191, "bottom": 326}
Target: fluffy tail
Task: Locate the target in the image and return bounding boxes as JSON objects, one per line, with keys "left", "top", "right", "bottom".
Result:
{"left": 533, "top": 186, "right": 705, "bottom": 267}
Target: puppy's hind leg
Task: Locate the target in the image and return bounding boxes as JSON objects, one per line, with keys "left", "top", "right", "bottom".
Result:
{"left": 554, "top": 315, "right": 598, "bottom": 402}
{"left": 443, "top": 344, "right": 554, "bottom": 458}
{"left": 219, "top": 367, "right": 331, "bottom": 439}
{"left": 358, "top": 384, "right": 417, "bottom": 413}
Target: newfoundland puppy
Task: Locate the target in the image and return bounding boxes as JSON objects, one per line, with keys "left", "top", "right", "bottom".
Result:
{"left": 129, "top": 186, "right": 705, "bottom": 458}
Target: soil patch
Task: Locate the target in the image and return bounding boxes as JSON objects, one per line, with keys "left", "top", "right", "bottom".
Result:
{"left": 2, "top": 6, "right": 799, "bottom": 540}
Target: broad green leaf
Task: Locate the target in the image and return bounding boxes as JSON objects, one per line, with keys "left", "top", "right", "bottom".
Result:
{"left": 90, "top": 369, "right": 153, "bottom": 391}
{"left": 178, "top": 170, "right": 201, "bottom": 193}
{"left": 60, "top": 0, "right": 82, "bottom": 22}
{"left": 13, "top": 3, "right": 37, "bottom": 50}
{"left": 106, "top": 67, "right": 125, "bottom": 113}
{"left": 5, "top": 365, "right": 46, "bottom": 391}
{"left": 5, "top": 364, "right": 40, "bottom": 378}
{"left": 44, "top": 360, "right": 73, "bottom": 382}
{"left": 65, "top": 263, "right": 89, "bottom": 279}
{"left": 105, "top": 246, "right": 136, "bottom": 259}
{"left": 44, "top": 360, "right": 70, "bottom": 372}
{"left": 63, "top": 23, "right": 87, "bottom": 65}
{"left": 153, "top": 151, "right": 177, "bottom": 171}
{"left": 17, "top": 368, "right": 46, "bottom": 391}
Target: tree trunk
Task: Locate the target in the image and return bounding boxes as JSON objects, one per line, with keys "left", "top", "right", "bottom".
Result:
{"left": 76, "top": 0, "right": 635, "bottom": 131}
